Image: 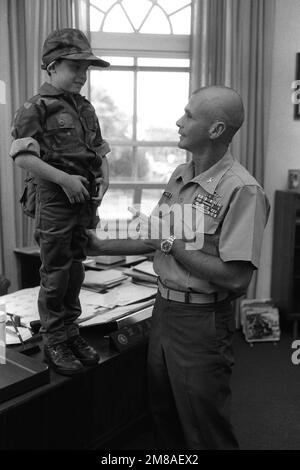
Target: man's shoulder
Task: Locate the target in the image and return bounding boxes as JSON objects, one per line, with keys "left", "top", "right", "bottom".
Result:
{"left": 226, "top": 159, "right": 262, "bottom": 189}
{"left": 171, "top": 162, "right": 190, "bottom": 178}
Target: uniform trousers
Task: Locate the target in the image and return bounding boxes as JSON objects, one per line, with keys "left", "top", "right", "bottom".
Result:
{"left": 147, "top": 291, "right": 239, "bottom": 450}
{"left": 34, "top": 178, "right": 99, "bottom": 346}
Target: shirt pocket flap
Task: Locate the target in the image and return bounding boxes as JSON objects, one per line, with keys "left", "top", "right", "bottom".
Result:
{"left": 46, "top": 113, "right": 75, "bottom": 130}
{"left": 203, "top": 216, "right": 220, "bottom": 234}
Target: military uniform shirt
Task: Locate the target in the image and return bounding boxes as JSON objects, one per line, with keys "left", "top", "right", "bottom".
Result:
{"left": 152, "top": 150, "right": 270, "bottom": 294}
{"left": 10, "top": 82, "right": 107, "bottom": 179}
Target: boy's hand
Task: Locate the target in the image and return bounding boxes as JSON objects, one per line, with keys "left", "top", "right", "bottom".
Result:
{"left": 91, "top": 176, "right": 109, "bottom": 205}
{"left": 91, "top": 156, "right": 109, "bottom": 205}
{"left": 60, "top": 174, "right": 90, "bottom": 204}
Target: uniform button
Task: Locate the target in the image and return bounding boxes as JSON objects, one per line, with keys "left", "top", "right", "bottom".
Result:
{"left": 58, "top": 119, "right": 65, "bottom": 126}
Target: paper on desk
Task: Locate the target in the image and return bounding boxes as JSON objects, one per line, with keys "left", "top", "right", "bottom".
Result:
{"left": 6, "top": 326, "right": 33, "bottom": 345}
{"left": 0, "top": 281, "right": 157, "bottom": 327}
{"left": 79, "top": 299, "right": 155, "bottom": 327}
{"left": 96, "top": 280, "right": 157, "bottom": 308}
{"left": 1, "top": 287, "right": 40, "bottom": 327}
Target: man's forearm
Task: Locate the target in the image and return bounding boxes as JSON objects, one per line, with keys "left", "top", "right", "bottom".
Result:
{"left": 171, "top": 239, "right": 253, "bottom": 293}
{"left": 88, "top": 236, "right": 155, "bottom": 256}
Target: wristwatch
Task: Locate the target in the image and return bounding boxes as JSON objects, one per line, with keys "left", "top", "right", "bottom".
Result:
{"left": 160, "top": 235, "right": 176, "bottom": 254}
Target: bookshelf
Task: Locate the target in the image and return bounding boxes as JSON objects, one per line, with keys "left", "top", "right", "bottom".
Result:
{"left": 271, "top": 190, "right": 300, "bottom": 335}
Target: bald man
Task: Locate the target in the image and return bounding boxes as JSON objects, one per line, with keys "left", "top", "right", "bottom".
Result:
{"left": 86, "top": 86, "right": 270, "bottom": 449}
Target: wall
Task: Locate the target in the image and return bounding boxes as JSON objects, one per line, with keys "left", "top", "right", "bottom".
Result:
{"left": 256, "top": 0, "right": 300, "bottom": 297}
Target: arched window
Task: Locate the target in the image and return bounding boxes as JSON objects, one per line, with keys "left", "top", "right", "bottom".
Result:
{"left": 88, "top": 0, "right": 192, "bottom": 219}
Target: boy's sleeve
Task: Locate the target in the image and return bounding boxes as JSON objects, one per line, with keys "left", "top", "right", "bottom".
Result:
{"left": 9, "top": 137, "right": 40, "bottom": 160}
{"left": 91, "top": 106, "right": 111, "bottom": 157}
{"left": 12, "top": 101, "right": 44, "bottom": 140}
{"left": 10, "top": 101, "right": 43, "bottom": 160}
{"left": 96, "top": 140, "right": 111, "bottom": 157}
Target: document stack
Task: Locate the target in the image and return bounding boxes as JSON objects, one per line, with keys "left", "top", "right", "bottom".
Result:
{"left": 123, "top": 260, "right": 157, "bottom": 287}
{"left": 240, "top": 298, "right": 280, "bottom": 343}
{"left": 82, "top": 269, "right": 127, "bottom": 291}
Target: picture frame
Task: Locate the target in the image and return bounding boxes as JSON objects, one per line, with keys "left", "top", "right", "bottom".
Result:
{"left": 294, "top": 53, "right": 300, "bottom": 119}
{"left": 240, "top": 299, "right": 280, "bottom": 344}
{"left": 288, "top": 169, "right": 300, "bottom": 192}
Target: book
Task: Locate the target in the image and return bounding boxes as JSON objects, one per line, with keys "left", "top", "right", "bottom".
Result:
{"left": 123, "top": 268, "right": 157, "bottom": 285}
{"left": 82, "top": 269, "right": 127, "bottom": 289}
{"left": 132, "top": 260, "right": 156, "bottom": 277}
{"left": 94, "top": 255, "right": 125, "bottom": 265}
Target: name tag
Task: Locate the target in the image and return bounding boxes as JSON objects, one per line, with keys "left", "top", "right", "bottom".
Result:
{"left": 192, "top": 193, "right": 222, "bottom": 218}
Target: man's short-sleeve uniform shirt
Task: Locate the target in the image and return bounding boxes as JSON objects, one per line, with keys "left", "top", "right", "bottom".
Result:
{"left": 153, "top": 150, "right": 270, "bottom": 294}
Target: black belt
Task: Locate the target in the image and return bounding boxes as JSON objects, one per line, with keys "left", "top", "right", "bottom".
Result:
{"left": 158, "top": 278, "right": 228, "bottom": 304}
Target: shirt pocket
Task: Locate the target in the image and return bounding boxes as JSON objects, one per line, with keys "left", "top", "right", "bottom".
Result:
{"left": 45, "top": 113, "right": 76, "bottom": 148}
{"left": 187, "top": 211, "right": 220, "bottom": 252}
{"left": 203, "top": 215, "right": 220, "bottom": 234}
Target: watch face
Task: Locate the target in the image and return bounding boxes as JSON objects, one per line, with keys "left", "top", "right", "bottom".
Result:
{"left": 161, "top": 239, "right": 171, "bottom": 253}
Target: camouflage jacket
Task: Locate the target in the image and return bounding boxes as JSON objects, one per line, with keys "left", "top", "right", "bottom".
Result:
{"left": 11, "top": 82, "right": 107, "bottom": 179}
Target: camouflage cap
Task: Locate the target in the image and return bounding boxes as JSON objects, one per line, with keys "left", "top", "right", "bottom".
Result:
{"left": 41, "top": 28, "right": 110, "bottom": 70}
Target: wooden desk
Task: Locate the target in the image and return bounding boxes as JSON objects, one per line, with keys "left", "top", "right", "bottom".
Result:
{"left": 0, "top": 327, "right": 149, "bottom": 449}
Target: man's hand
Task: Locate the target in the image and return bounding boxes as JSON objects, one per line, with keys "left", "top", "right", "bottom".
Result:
{"left": 128, "top": 207, "right": 171, "bottom": 250}
{"left": 85, "top": 229, "right": 102, "bottom": 256}
{"left": 60, "top": 174, "right": 90, "bottom": 204}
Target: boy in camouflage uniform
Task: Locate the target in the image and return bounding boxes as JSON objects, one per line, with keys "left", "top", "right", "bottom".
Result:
{"left": 10, "top": 28, "right": 110, "bottom": 375}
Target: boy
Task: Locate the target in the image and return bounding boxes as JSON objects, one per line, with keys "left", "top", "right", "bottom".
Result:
{"left": 10, "top": 28, "right": 110, "bottom": 376}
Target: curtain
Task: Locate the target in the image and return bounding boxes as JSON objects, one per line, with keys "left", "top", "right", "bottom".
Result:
{"left": 0, "top": 0, "right": 84, "bottom": 290}
{"left": 190, "top": 0, "right": 275, "bottom": 185}
{"left": 190, "top": 0, "right": 276, "bottom": 306}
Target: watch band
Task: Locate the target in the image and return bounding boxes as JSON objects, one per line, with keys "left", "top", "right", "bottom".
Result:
{"left": 160, "top": 235, "right": 176, "bottom": 254}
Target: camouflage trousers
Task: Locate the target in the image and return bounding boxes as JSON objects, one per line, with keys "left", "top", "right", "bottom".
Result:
{"left": 34, "top": 178, "right": 99, "bottom": 346}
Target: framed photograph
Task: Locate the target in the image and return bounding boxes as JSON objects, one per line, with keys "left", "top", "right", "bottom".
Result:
{"left": 294, "top": 53, "right": 300, "bottom": 119}
{"left": 244, "top": 309, "right": 280, "bottom": 343}
{"left": 240, "top": 299, "right": 280, "bottom": 343}
{"left": 288, "top": 169, "right": 300, "bottom": 192}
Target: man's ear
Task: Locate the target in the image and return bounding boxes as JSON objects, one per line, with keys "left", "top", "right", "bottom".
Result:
{"left": 209, "top": 121, "right": 226, "bottom": 140}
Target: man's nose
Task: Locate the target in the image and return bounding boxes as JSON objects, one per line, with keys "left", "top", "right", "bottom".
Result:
{"left": 176, "top": 116, "right": 183, "bottom": 127}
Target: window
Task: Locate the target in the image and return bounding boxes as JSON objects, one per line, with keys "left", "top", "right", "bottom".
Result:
{"left": 88, "top": 0, "right": 192, "bottom": 218}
